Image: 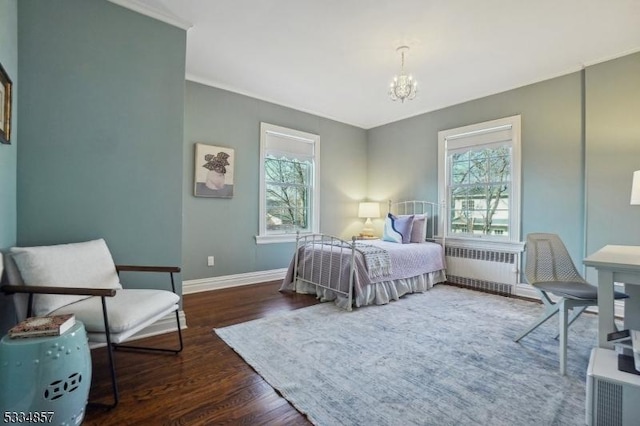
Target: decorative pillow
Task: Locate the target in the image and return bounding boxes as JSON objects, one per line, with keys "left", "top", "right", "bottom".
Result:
{"left": 10, "top": 239, "right": 123, "bottom": 317}
{"left": 382, "top": 213, "right": 414, "bottom": 244}
{"left": 400, "top": 214, "right": 427, "bottom": 243}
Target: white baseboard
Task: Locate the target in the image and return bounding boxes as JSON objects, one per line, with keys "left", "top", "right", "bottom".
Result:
{"left": 182, "top": 268, "right": 287, "bottom": 295}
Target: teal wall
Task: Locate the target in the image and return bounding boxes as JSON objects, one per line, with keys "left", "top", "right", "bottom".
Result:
{"left": 183, "top": 82, "right": 367, "bottom": 280}
{"left": 0, "top": 0, "right": 17, "bottom": 249}
{"left": 584, "top": 52, "right": 640, "bottom": 280}
{"left": 17, "top": 0, "right": 186, "bottom": 285}
{"left": 0, "top": 0, "right": 18, "bottom": 334}
{"left": 368, "top": 53, "right": 640, "bottom": 270}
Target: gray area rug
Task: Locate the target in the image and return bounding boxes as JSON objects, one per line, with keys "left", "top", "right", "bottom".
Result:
{"left": 214, "top": 285, "right": 597, "bottom": 426}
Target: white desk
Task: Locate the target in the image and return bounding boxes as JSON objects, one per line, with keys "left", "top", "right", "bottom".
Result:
{"left": 584, "top": 245, "right": 640, "bottom": 348}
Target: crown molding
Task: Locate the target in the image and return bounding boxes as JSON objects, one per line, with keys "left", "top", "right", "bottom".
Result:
{"left": 108, "top": 0, "right": 193, "bottom": 30}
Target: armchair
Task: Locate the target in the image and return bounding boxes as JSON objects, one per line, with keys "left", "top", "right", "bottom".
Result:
{"left": 1, "top": 238, "right": 183, "bottom": 408}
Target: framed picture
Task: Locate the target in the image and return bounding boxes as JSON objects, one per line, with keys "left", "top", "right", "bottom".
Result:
{"left": 194, "top": 143, "right": 235, "bottom": 198}
{"left": 0, "top": 62, "right": 12, "bottom": 144}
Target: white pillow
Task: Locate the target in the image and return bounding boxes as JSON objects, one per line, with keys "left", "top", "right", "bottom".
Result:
{"left": 10, "top": 239, "right": 123, "bottom": 316}
{"left": 408, "top": 214, "right": 427, "bottom": 243}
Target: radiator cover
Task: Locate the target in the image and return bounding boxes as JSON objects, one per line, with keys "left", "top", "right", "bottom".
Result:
{"left": 445, "top": 245, "right": 518, "bottom": 296}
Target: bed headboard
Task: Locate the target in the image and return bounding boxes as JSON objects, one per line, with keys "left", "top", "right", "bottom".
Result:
{"left": 388, "top": 200, "right": 438, "bottom": 242}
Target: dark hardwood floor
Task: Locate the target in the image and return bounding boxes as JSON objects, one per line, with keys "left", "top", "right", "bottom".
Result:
{"left": 83, "top": 281, "right": 319, "bottom": 425}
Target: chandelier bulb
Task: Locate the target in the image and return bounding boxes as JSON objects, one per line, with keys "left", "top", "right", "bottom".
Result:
{"left": 388, "top": 46, "right": 418, "bottom": 102}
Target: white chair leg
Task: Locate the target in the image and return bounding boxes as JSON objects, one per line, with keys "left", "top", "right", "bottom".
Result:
{"left": 554, "top": 306, "right": 587, "bottom": 340}
{"left": 559, "top": 300, "right": 568, "bottom": 376}
{"left": 567, "top": 306, "right": 587, "bottom": 328}
{"left": 514, "top": 303, "right": 559, "bottom": 342}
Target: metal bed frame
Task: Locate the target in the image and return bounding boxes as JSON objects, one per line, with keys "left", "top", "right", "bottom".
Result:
{"left": 293, "top": 233, "right": 358, "bottom": 311}
{"left": 291, "top": 200, "right": 439, "bottom": 311}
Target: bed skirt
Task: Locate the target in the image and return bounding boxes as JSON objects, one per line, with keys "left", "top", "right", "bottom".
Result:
{"left": 282, "top": 269, "right": 447, "bottom": 310}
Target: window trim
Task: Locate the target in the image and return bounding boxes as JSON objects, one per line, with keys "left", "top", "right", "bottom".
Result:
{"left": 256, "top": 122, "right": 320, "bottom": 244}
{"left": 437, "top": 115, "right": 521, "bottom": 247}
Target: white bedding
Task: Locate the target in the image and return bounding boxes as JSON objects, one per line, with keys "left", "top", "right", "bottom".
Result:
{"left": 280, "top": 239, "right": 446, "bottom": 308}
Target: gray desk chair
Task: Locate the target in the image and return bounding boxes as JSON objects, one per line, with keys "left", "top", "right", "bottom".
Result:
{"left": 514, "top": 233, "right": 628, "bottom": 375}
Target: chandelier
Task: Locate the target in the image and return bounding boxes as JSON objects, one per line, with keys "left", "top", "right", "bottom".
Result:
{"left": 388, "top": 46, "right": 417, "bottom": 102}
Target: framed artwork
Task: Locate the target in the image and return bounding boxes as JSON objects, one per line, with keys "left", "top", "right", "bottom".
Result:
{"left": 194, "top": 143, "right": 235, "bottom": 198}
{"left": 0, "top": 62, "right": 12, "bottom": 144}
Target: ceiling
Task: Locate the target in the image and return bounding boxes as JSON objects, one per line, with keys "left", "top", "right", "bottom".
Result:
{"left": 113, "top": 0, "right": 640, "bottom": 129}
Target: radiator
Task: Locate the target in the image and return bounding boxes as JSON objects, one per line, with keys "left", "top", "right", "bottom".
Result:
{"left": 445, "top": 246, "right": 519, "bottom": 296}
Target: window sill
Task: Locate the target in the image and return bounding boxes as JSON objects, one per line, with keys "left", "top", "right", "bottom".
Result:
{"left": 255, "top": 234, "right": 298, "bottom": 245}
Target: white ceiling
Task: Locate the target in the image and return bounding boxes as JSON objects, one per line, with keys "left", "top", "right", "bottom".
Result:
{"left": 114, "top": 0, "right": 640, "bottom": 129}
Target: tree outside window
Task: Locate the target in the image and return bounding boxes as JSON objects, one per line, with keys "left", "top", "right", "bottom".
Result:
{"left": 265, "top": 156, "right": 311, "bottom": 232}
{"left": 449, "top": 145, "right": 511, "bottom": 237}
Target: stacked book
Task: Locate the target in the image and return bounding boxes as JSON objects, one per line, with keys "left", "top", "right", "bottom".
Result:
{"left": 8, "top": 313, "right": 76, "bottom": 339}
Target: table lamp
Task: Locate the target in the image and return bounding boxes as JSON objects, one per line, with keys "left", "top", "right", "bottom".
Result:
{"left": 358, "top": 202, "right": 380, "bottom": 237}
{"left": 631, "top": 170, "right": 640, "bottom": 205}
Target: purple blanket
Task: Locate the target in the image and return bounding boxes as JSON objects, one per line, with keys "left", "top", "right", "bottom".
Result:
{"left": 281, "top": 240, "right": 445, "bottom": 300}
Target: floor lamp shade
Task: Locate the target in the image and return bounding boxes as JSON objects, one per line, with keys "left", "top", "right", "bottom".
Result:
{"left": 632, "top": 171, "right": 640, "bottom": 205}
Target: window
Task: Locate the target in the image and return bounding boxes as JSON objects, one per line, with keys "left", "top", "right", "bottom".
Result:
{"left": 438, "top": 115, "right": 521, "bottom": 245}
{"left": 461, "top": 199, "right": 475, "bottom": 212}
{"left": 257, "top": 123, "right": 320, "bottom": 244}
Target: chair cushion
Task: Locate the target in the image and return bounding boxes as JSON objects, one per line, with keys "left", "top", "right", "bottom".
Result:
{"left": 10, "top": 239, "right": 123, "bottom": 316}
{"left": 534, "top": 281, "right": 628, "bottom": 300}
{"left": 51, "top": 289, "right": 179, "bottom": 334}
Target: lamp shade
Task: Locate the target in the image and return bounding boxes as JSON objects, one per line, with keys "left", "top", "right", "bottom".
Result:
{"left": 632, "top": 171, "right": 640, "bottom": 205}
{"left": 358, "top": 202, "right": 380, "bottom": 219}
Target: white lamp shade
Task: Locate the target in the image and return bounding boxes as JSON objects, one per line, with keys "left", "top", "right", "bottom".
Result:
{"left": 358, "top": 202, "right": 380, "bottom": 219}
{"left": 632, "top": 171, "right": 640, "bottom": 205}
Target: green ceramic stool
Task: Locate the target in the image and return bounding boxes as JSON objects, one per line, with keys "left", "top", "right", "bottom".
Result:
{"left": 0, "top": 321, "right": 91, "bottom": 425}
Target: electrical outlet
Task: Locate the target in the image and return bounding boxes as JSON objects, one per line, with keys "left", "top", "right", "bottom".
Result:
{"left": 207, "top": 256, "right": 214, "bottom": 266}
